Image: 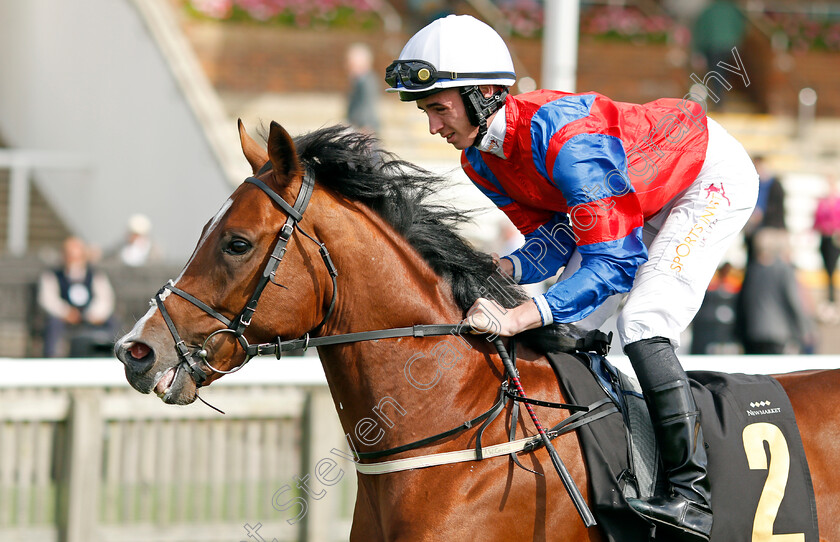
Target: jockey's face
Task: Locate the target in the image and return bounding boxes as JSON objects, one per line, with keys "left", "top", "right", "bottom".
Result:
{"left": 416, "top": 88, "right": 479, "bottom": 150}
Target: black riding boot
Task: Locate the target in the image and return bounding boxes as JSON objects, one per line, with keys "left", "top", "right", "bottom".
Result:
{"left": 624, "top": 338, "right": 713, "bottom": 541}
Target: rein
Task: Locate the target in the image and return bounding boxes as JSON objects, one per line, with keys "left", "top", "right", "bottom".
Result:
{"left": 245, "top": 324, "right": 611, "bottom": 360}
{"left": 152, "top": 160, "right": 608, "bottom": 527}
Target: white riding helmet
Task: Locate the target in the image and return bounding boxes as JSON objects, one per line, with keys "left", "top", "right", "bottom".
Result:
{"left": 385, "top": 15, "right": 516, "bottom": 102}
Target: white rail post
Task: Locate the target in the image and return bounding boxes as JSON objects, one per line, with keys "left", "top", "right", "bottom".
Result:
{"left": 60, "top": 388, "right": 103, "bottom": 542}
{"left": 301, "top": 386, "right": 348, "bottom": 542}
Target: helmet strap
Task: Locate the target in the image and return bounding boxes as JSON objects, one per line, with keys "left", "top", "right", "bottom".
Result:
{"left": 459, "top": 86, "right": 508, "bottom": 148}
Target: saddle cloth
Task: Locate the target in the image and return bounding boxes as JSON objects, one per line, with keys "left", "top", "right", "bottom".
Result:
{"left": 546, "top": 352, "right": 819, "bottom": 542}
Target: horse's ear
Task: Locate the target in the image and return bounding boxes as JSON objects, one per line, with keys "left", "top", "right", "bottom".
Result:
{"left": 267, "top": 121, "right": 302, "bottom": 183}
{"left": 238, "top": 119, "right": 269, "bottom": 174}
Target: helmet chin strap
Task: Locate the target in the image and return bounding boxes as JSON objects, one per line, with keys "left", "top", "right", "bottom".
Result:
{"left": 459, "top": 86, "right": 508, "bottom": 148}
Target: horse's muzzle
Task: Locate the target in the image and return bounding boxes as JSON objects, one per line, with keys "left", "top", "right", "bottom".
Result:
{"left": 115, "top": 338, "right": 198, "bottom": 405}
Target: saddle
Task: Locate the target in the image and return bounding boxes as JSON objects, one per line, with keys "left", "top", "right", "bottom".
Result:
{"left": 547, "top": 348, "right": 820, "bottom": 541}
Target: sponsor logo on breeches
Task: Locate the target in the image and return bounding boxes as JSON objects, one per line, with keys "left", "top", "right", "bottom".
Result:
{"left": 670, "top": 183, "right": 730, "bottom": 273}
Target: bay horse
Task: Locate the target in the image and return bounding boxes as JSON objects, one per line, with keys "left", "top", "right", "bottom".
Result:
{"left": 115, "top": 121, "right": 840, "bottom": 541}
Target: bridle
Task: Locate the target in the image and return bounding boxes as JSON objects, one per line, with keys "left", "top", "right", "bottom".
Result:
{"left": 151, "top": 159, "right": 608, "bottom": 386}
{"left": 153, "top": 162, "right": 337, "bottom": 386}
{"left": 151, "top": 159, "right": 523, "bottom": 388}
{"left": 148, "top": 159, "right": 607, "bottom": 526}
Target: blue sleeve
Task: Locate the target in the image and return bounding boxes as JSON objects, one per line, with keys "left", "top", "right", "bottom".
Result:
{"left": 526, "top": 101, "right": 648, "bottom": 325}
{"left": 502, "top": 213, "right": 576, "bottom": 284}
{"left": 535, "top": 228, "right": 648, "bottom": 324}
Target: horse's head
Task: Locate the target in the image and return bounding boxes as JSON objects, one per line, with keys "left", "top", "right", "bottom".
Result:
{"left": 115, "top": 121, "right": 336, "bottom": 405}
{"left": 115, "top": 120, "right": 582, "bottom": 407}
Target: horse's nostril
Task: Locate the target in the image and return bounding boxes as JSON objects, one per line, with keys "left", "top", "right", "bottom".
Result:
{"left": 129, "top": 342, "right": 152, "bottom": 360}
{"left": 120, "top": 341, "right": 155, "bottom": 370}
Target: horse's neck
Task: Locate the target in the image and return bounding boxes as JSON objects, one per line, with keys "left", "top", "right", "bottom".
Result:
{"left": 313, "top": 197, "right": 501, "bottom": 447}
{"left": 321, "top": 198, "right": 463, "bottom": 334}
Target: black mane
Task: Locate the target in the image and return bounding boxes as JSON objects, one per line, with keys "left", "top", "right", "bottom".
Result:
{"left": 293, "top": 126, "right": 585, "bottom": 351}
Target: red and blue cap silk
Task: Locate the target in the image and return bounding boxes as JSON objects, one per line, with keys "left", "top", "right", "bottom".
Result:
{"left": 462, "top": 90, "right": 709, "bottom": 323}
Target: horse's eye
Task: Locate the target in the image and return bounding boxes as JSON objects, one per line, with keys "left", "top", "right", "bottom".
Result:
{"left": 224, "top": 238, "right": 251, "bottom": 255}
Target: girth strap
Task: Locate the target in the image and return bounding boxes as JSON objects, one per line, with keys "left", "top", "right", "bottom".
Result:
{"left": 354, "top": 397, "right": 618, "bottom": 475}
{"left": 355, "top": 434, "right": 544, "bottom": 475}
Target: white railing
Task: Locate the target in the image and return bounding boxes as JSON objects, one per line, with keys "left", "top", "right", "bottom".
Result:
{"left": 0, "top": 356, "right": 354, "bottom": 542}
{"left": 608, "top": 354, "right": 840, "bottom": 376}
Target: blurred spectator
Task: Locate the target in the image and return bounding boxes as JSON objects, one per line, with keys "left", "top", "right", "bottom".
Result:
{"left": 735, "top": 229, "right": 812, "bottom": 354}
{"left": 117, "top": 213, "right": 160, "bottom": 267}
{"left": 813, "top": 175, "right": 840, "bottom": 319}
{"left": 691, "top": 0, "right": 746, "bottom": 109}
{"left": 743, "top": 156, "right": 786, "bottom": 262}
{"left": 37, "top": 237, "right": 117, "bottom": 357}
{"left": 345, "top": 43, "right": 381, "bottom": 136}
{"left": 690, "top": 262, "right": 741, "bottom": 354}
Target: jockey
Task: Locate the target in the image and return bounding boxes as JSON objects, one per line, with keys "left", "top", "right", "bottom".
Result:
{"left": 385, "top": 14, "right": 758, "bottom": 542}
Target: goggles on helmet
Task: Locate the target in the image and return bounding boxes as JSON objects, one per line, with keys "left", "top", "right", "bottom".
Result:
{"left": 385, "top": 59, "right": 515, "bottom": 91}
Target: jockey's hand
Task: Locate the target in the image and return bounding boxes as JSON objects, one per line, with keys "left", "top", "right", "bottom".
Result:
{"left": 467, "top": 297, "right": 544, "bottom": 337}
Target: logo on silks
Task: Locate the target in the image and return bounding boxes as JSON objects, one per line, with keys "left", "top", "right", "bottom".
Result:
{"left": 668, "top": 181, "right": 737, "bottom": 273}
{"left": 704, "top": 182, "right": 731, "bottom": 206}
{"left": 747, "top": 399, "right": 781, "bottom": 416}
